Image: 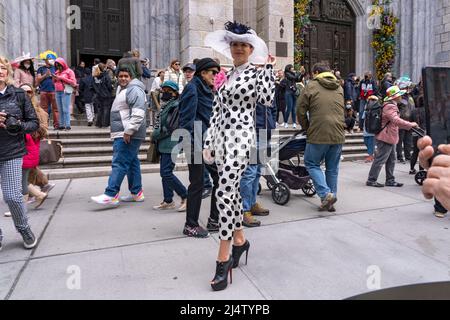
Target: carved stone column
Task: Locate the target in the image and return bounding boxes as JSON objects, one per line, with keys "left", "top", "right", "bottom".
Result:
{"left": 180, "top": 0, "right": 234, "bottom": 65}
{"left": 131, "top": 0, "right": 180, "bottom": 70}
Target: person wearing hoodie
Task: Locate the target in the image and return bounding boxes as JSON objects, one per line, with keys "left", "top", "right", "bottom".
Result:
{"left": 91, "top": 67, "right": 147, "bottom": 206}
{"left": 93, "top": 63, "right": 113, "bottom": 128}
{"left": 366, "top": 86, "right": 418, "bottom": 188}
{"left": 297, "top": 61, "right": 345, "bottom": 212}
{"left": 52, "top": 58, "right": 77, "bottom": 131}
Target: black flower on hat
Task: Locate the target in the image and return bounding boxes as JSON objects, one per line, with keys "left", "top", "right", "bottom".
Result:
{"left": 224, "top": 21, "right": 252, "bottom": 35}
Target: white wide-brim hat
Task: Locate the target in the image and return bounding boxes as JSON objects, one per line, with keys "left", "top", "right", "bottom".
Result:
{"left": 205, "top": 26, "right": 268, "bottom": 64}
{"left": 13, "top": 52, "right": 34, "bottom": 65}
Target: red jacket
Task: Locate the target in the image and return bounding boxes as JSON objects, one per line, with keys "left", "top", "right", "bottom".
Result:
{"left": 376, "top": 102, "right": 415, "bottom": 145}
{"left": 22, "top": 134, "right": 41, "bottom": 169}
{"left": 53, "top": 58, "right": 77, "bottom": 92}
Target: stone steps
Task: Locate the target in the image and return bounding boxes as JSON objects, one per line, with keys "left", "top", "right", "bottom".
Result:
{"left": 41, "top": 126, "right": 370, "bottom": 178}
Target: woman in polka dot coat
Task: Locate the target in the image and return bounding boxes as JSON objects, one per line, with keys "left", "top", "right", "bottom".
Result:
{"left": 204, "top": 21, "right": 276, "bottom": 291}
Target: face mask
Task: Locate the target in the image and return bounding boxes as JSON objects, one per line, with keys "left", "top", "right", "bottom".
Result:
{"left": 24, "top": 63, "right": 31, "bottom": 69}
{"left": 48, "top": 60, "right": 55, "bottom": 66}
{"left": 161, "top": 92, "right": 173, "bottom": 102}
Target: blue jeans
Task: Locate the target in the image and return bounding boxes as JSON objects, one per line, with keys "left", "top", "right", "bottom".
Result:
{"left": 240, "top": 164, "right": 262, "bottom": 212}
{"left": 160, "top": 153, "right": 187, "bottom": 203}
{"left": 204, "top": 167, "right": 213, "bottom": 189}
{"left": 284, "top": 91, "right": 297, "bottom": 125}
{"left": 105, "top": 138, "right": 143, "bottom": 197}
{"left": 304, "top": 144, "right": 343, "bottom": 199}
{"left": 364, "top": 136, "right": 375, "bottom": 156}
{"left": 56, "top": 91, "right": 72, "bottom": 128}
{"left": 359, "top": 100, "right": 367, "bottom": 130}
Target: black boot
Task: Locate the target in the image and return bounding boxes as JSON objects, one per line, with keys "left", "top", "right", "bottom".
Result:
{"left": 211, "top": 257, "right": 234, "bottom": 292}
{"left": 232, "top": 240, "right": 250, "bottom": 269}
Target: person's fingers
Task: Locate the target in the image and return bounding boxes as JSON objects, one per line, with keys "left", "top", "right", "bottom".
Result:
{"left": 419, "top": 146, "right": 435, "bottom": 169}
{"left": 418, "top": 136, "right": 433, "bottom": 150}
{"left": 429, "top": 154, "right": 450, "bottom": 168}
{"left": 422, "top": 178, "right": 438, "bottom": 200}
{"left": 438, "top": 144, "right": 450, "bottom": 156}
{"left": 427, "top": 166, "right": 447, "bottom": 179}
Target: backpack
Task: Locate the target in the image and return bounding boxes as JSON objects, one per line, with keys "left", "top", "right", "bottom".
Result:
{"left": 364, "top": 99, "right": 389, "bottom": 134}
{"left": 166, "top": 104, "right": 180, "bottom": 134}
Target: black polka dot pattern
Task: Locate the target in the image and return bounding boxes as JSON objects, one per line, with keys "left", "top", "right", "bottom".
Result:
{"left": 204, "top": 64, "right": 275, "bottom": 241}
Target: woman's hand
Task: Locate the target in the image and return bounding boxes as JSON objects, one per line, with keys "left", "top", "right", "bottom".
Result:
{"left": 203, "top": 149, "right": 215, "bottom": 165}
{"left": 267, "top": 55, "right": 277, "bottom": 67}
{"left": 0, "top": 111, "right": 6, "bottom": 129}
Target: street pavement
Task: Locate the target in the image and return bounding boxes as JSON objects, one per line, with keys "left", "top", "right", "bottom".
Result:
{"left": 0, "top": 161, "right": 449, "bottom": 300}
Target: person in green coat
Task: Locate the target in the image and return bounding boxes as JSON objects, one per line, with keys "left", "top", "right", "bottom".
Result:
{"left": 152, "top": 81, "right": 188, "bottom": 212}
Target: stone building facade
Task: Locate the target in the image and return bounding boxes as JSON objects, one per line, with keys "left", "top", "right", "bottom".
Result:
{"left": 0, "top": 0, "right": 448, "bottom": 82}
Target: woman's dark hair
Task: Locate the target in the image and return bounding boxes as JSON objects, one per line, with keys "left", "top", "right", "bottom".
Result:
{"left": 284, "top": 64, "right": 294, "bottom": 73}
{"left": 19, "top": 60, "right": 35, "bottom": 79}
{"left": 312, "top": 61, "right": 331, "bottom": 74}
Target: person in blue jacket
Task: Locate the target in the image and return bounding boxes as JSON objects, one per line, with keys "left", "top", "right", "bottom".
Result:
{"left": 178, "top": 58, "right": 221, "bottom": 238}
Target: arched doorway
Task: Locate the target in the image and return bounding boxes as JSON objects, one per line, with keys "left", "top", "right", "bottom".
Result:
{"left": 302, "top": 0, "right": 356, "bottom": 77}
{"left": 70, "top": 0, "right": 131, "bottom": 67}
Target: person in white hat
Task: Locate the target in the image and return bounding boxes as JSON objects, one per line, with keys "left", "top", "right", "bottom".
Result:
{"left": 366, "top": 86, "right": 419, "bottom": 188}
{"left": 13, "top": 53, "right": 35, "bottom": 88}
{"left": 203, "top": 21, "right": 276, "bottom": 291}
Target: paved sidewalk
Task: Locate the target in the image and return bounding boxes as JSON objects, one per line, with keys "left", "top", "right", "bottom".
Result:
{"left": 0, "top": 161, "right": 449, "bottom": 300}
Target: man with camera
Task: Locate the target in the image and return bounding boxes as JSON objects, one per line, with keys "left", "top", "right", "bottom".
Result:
{"left": 0, "top": 56, "right": 40, "bottom": 251}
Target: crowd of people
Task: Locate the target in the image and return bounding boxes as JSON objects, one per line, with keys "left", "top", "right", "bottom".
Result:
{"left": 1, "top": 21, "right": 449, "bottom": 293}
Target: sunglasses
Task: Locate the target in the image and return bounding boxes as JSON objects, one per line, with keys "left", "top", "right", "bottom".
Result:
{"left": 207, "top": 70, "right": 219, "bottom": 76}
{"left": 174, "top": 63, "right": 181, "bottom": 66}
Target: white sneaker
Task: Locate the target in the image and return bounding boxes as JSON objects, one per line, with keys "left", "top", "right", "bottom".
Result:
{"left": 153, "top": 201, "right": 176, "bottom": 211}
{"left": 4, "top": 212, "right": 11, "bottom": 217}
{"left": 284, "top": 123, "right": 289, "bottom": 129}
{"left": 293, "top": 124, "right": 297, "bottom": 129}
{"left": 178, "top": 199, "right": 187, "bottom": 212}
{"left": 120, "top": 190, "right": 145, "bottom": 203}
{"left": 91, "top": 194, "right": 120, "bottom": 206}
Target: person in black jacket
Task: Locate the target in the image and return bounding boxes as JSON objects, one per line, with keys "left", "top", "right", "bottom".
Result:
{"left": 79, "top": 69, "right": 96, "bottom": 126}
{"left": 178, "top": 58, "right": 221, "bottom": 238}
{"left": 0, "top": 56, "right": 40, "bottom": 251}
{"left": 93, "top": 63, "right": 113, "bottom": 128}
{"left": 283, "top": 64, "right": 304, "bottom": 129}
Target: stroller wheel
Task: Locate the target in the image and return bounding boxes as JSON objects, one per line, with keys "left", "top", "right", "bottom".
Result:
{"left": 272, "top": 182, "right": 291, "bottom": 206}
{"left": 258, "top": 183, "right": 262, "bottom": 195}
{"left": 267, "top": 181, "right": 274, "bottom": 191}
{"left": 302, "top": 180, "right": 317, "bottom": 197}
{"left": 415, "top": 171, "right": 427, "bottom": 186}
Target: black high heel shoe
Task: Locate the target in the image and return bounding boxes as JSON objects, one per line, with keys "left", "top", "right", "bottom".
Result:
{"left": 211, "top": 257, "right": 234, "bottom": 292}
{"left": 232, "top": 240, "right": 250, "bottom": 269}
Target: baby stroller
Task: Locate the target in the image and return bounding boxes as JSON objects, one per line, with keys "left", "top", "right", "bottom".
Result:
{"left": 411, "top": 127, "right": 428, "bottom": 186}
{"left": 260, "top": 131, "right": 316, "bottom": 206}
